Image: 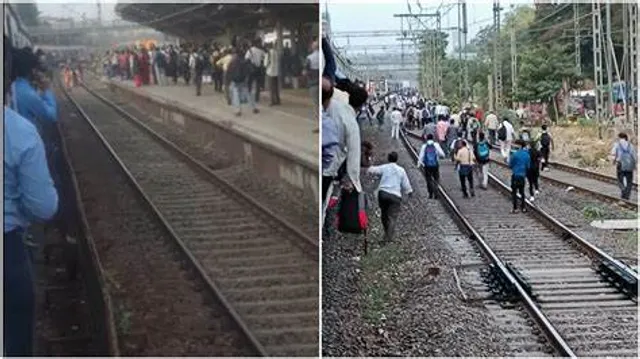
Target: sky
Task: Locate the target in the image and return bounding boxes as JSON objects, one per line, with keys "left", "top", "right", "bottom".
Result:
{"left": 326, "top": 0, "right": 534, "bottom": 55}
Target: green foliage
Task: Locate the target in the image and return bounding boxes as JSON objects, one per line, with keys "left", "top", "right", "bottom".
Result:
{"left": 14, "top": 2, "right": 40, "bottom": 26}
{"left": 515, "top": 43, "right": 577, "bottom": 103}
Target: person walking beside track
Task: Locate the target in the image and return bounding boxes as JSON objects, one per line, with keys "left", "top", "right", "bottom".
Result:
{"left": 390, "top": 106, "right": 402, "bottom": 140}
{"left": 498, "top": 117, "right": 516, "bottom": 159}
{"left": 526, "top": 141, "right": 542, "bottom": 202}
{"left": 610, "top": 132, "right": 637, "bottom": 201}
{"left": 455, "top": 140, "right": 476, "bottom": 198}
{"left": 367, "top": 151, "right": 413, "bottom": 243}
{"left": 484, "top": 110, "right": 499, "bottom": 145}
{"left": 417, "top": 133, "right": 446, "bottom": 199}
{"left": 537, "top": 124, "right": 554, "bottom": 172}
{"left": 509, "top": 140, "right": 531, "bottom": 213}
{"left": 474, "top": 132, "right": 491, "bottom": 190}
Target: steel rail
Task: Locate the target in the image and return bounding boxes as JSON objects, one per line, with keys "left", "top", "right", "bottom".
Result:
{"left": 80, "top": 81, "right": 318, "bottom": 257}
{"left": 399, "top": 129, "right": 577, "bottom": 357}
{"left": 59, "top": 82, "right": 268, "bottom": 356}
{"left": 405, "top": 131, "right": 638, "bottom": 210}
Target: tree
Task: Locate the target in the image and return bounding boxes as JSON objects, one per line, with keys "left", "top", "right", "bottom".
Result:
{"left": 14, "top": 2, "right": 40, "bottom": 27}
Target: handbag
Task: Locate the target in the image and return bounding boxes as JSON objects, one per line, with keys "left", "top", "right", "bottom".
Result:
{"left": 337, "top": 189, "right": 368, "bottom": 234}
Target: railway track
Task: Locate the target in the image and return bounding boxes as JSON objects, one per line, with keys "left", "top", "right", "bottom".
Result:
{"left": 405, "top": 130, "right": 638, "bottom": 210}
{"left": 401, "top": 129, "right": 638, "bottom": 357}
{"left": 60, "top": 83, "right": 319, "bottom": 356}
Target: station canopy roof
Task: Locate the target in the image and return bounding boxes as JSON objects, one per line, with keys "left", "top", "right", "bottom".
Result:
{"left": 115, "top": 3, "right": 318, "bottom": 40}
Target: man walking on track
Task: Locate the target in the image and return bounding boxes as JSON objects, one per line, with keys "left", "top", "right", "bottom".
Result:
{"left": 417, "top": 134, "right": 446, "bottom": 199}
{"left": 610, "top": 132, "right": 637, "bottom": 200}
{"left": 366, "top": 152, "right": 413, "bottom": 243}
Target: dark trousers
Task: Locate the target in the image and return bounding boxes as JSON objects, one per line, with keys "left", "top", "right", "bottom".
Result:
{"left": 268, "top": 76, "right": 280, "bottom": 105}
{"left": 617, "top": 166, "right": 634, "bottom": 200}
{"left": 527, "top": 169, "right": 540, "bottom": 197}
{"left": 194, "top": 71, "right": 203, "bottom": 96}
{"left": 151, "top": 65, "right": 158, "bottom": 85}
{"left": 459, "top": 166, "right": 475, "bottom": 197}
{"left": 378, "top": 190, "right": 402, "bottom": 242}
{"left": 3, "top": 229, "right": 36, "bottom": 356}
{"left": 540, "top": 146, "right": 550, "bottom": 171}
{"left": 511, "top": 175, "right": 526, "bottom": 210}
{"left": 213, "top": 70, "right": 223, "bottom": 92}
{"left": 249, "top": 74, "right": 261, "bottom": 103}
{"left": 183, "top": 70, "right": 191, "bottom": 85}
{"left": 423, "top": 166, "right": 440, "bottom": 198}
{"left": 488, "top": 129, "right": 496, "bottom": 145}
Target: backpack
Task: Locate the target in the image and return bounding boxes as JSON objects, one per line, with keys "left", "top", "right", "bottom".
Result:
{"left": 540, "top": 132, "right": 551, "bottom": 148}
{"left": 422, "top": 108, "right": 429, "bottom": 120}
{"left": 423, "top": 143, "right": 439, "bottom": 167}
{"left": 498, "top": 125, "right": 507, "bottom": 141}
{"left": 618, "top": 143, "right": 636, "bottom": 172}
{"left": 477, "top": 141, "right": 490, "bottom": 161}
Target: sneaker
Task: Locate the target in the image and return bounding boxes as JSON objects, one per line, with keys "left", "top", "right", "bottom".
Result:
{"left": 535, "top": 190, "right": 540, "bottom": 195}
{"left": 529, "top": 196, "right": 535, "bottom": 202}
{"left": 511, "top": 209, "right": 518, "bottom": 214}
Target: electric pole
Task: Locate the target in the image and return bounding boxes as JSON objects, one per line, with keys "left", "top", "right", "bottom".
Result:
{"left": 604, "top": 1, "right": 614, "bottom": 118}
{"left": 628, "top": 3, "right": 638, "bottom": 130}
{"left": 493, "top": 0, "right": 503, "bottom": 111}
{"left": 510, "top": 4, "right": 517, "bottom": 109}
{"left": 458, "top": 1, "right": 463, "bottom": 103}
{"left": 574, "top": 2, "right": 581, "bottom": 76}
{"left": 592, "top": 1, "right": 606, "bottom": 127}
{"left": 462, "top": 0, "right": 469, "bottom": 103}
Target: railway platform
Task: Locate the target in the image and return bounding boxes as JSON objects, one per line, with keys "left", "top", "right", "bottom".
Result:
{"left": 102, "top": 77, "right": 319, "bottom": 203}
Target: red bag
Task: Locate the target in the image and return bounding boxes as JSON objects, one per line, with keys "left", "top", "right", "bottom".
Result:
{"left": 134, "top": 74, "right": 142, "bottom": 88}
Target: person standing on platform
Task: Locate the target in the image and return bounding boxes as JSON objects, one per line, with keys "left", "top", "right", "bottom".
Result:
{"left": 264, "top": 43, "right": 281, "bottom": 106}
{"left": 227, "top": 47, "right": 258, "bottom": 116}
{"left": 167, "top": 45, "right": 178, "bottom": 85}
{"left": 153, "top": 46, "right": 166, "bottom": 86}
{"left": 211, "top": 46, "right": 223, "bottom": 93}
{"left": 245, "top": 38, "right": 266, "bottom": 103}
{"left": 139, "top": 48, "right": 150, "bottom": 86}
{"left": 305, "top": 39, "right": 320, "bottom": 117}
{"left": 193, "top": 48, "right": 206, "bottom": 97}
{"left": 217, "top": 47, "right": 234, "bottom": 105}
{"left": 4, "top": 38, "right": 59, "bottom": 356}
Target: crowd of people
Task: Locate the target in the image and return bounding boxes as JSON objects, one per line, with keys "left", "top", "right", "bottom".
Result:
{"left": 323, "top": 72, "right": 637, "bottom": 243}
{"left": 4, "top": 36, "right": 62, "bottom": 356}
{"left": 100, "top": 37, "right": 320, "bottom": 118}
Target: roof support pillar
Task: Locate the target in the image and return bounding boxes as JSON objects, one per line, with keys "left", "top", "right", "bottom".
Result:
{"left": 276, "top": 20, "right": 284, "bottom": 90}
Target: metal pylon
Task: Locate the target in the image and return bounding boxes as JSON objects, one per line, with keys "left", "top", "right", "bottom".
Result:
{"left": 493, "top": 0, "right": 503, "bottom": 110}
{"left": 592, "top": 1, "right": 606, "bottom": 124}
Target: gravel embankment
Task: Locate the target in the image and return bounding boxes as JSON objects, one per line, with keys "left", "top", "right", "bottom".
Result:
{"left": 489, "top": 163, "right": 638, "bottom": 264}
{"left": 323, "top": 122, "right": 511, "bottom": 356}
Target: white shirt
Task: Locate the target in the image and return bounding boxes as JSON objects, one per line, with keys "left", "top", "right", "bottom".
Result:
{"left": 245, "top": 46, "right": 266, "bottom": 67}
{"left": 435, "top": 105, "right": 449, "bottom": 117}
{"left": 417, "top": 141, "right": 446, "bottom": 167}
{"left": 306, "top": 49, "right": 319, "bottom": 70}
{"left": 324, "top": 96, "right": 362, "bottom": 192}
{"left": 367, "top": 163, "right": 413, "bottom": 199}
{"left": 485, "top": 113, "right": 499, "bottom": 129}
{"left": 391, "top": 110, "right": 403, "bottom": 124}
{"left": 264, "top": 48, "right": 279, "bottom": 77}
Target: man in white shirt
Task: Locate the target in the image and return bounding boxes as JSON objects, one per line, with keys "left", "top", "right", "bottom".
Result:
{"left": 367, "top": 151, "right": 413, "bottom": 242}
{"left": 484, "top": 110, "right": 499, "bottom": 145}
{"left": 499, "top": 118, "right": 516, "bottom": 159}
{"left": 263, "top": 43, "right": 280, "bottom": 106}
{"left": 245, "top": 39, "right": 266, "bottom": 103}
{"left": 305, "top": 40, "right": 320, "bottom": 117}
{"left": 390, "top": 107, "right": 403, "bottom": 139}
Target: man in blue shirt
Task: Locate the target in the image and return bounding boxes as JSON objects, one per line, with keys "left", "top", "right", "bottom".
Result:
{"left": 509, "top": 140, "right": 531, "bottom": 213}
{"left": 4, "top": 38, "right": 59, "bottom": 356}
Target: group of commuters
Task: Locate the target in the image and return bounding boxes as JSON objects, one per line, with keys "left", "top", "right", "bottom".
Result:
{"left": 102, "top": 37, "right": 320, "bottom": 119}
{"left": 4, "top": 37, "right": 61, "bottom": 356}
